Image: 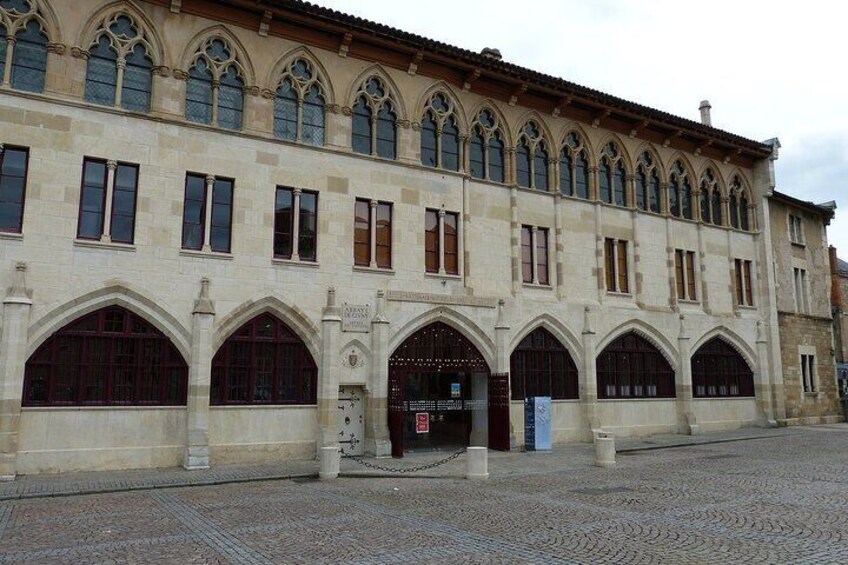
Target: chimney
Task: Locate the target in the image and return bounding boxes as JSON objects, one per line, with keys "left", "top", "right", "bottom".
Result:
{"left": 699, "top": 100, "right": 712, "bottom": 126}
{"left": 480, "top": 47, "right": 502, "bottom": 61}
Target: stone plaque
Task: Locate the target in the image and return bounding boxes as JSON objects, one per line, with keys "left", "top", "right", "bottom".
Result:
{"left": 385, "top": 290, "right": 497, "bottom": 308}
{"left": 342, "top": 303, "right": 371, "bottom": 332}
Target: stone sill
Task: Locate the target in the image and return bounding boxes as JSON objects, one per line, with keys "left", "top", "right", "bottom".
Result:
{"left": 523, "top": 283, "right": 553, "bottom": 290}
{"left": 353, "top": 265, "right": 395, "bottom": 275}
{"left": 180, "top": 249, "right": 234, "bottom": 261}
{"left": 22, "top": 405, "right": 186, "bottom": 412}
{"left": 510, "top": 399, "right": 580, "bottom": 404}
{"left": 0, "top": 231, "right": 23, "bottom": 241}
{"left": 272, "top": 258, "right": 320, "bottom": 268}
{"left": 803, "top": 391, "right": 820, "bottom": 398}
{"left": 790, "top": 241, "right": 806, "bottom": 249}
{"left": 209, "top": 404, "right": 317, "bottom": 410}
{"left": 597, "top": 398, "right": 676, "bottom": 402}
{"left": 425, "top": 272, "right": 462, "bottom": 281}
{"left": 692, "top": 396, "right": 756, "bottom": 401}
{"left": 606, "top": 291, "right": 633, "bottom": 298}
{"left": 74, "top": 238, "right": 136, "bottom": 252}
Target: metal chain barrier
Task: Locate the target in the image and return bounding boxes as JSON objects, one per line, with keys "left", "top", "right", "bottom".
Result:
{"left": 345, "top": 448, "right": 466, "bottom": 474}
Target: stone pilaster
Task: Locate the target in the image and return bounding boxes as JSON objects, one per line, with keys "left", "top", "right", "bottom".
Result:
{"left": 675, "top": 314, "right": 696, "bottom": 434}
{"left": 244, "top": 88, "right": 273, "bottom": 136}
{"left": 366, "top": 290, "right": 391, "bottom": 456}
{"left": 318, "top": 287, "right": 342, "bottom": 451}
{"left": 184, "top": 277, "right": 215, "bottom": 470}
{"left": 0, "top": 263, "right": 32, "bottom": 481}
{"left": 325, "top": 104, "right": 348, "bottom": 152}
{"left": 493, "top": 299, "right": 513, "bottom": 447}
{"left": 151, "top": 68, "right": 184, "bottom": 119}
{"left": 579, "top": 306, "right": 599, "bottom": 441}
{"left": 755, "top": 321, "right": 778, "bottom": 426}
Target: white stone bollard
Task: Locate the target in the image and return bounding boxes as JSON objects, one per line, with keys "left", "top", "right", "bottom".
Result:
{"left": 595, "top": 432, "right": 616, "bottom": 468}
{"left": 319, "top": 446, "right": 340, "bottom": 480}
{"left": 466, "top": 446, "right": 489, "bottom": 480}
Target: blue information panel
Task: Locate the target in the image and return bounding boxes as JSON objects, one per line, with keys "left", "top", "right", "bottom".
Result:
{"left": 524, "top": 396, "right": 552, "bottom": 451}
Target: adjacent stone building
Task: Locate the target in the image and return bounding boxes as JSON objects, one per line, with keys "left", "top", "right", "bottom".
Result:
{"left": 0, "top": 0, "right": 839, "bottom": 477}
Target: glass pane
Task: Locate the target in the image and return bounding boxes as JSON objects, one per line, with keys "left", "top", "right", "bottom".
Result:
{"left": 182, "top": 175, "right": 205, "bottom": 249}
{"left": 681, "top": 182, "right": 692, "bottom": 219}
{"left": 0, "top": 26, "right": 6, "bottom": 83}
{"left": 298, "top": 192, "right": 317, "bottom": 261}
{"left": 217, "top": 68, "right": 243, "bottom": 130}
{"left": 533, "top": 147, "right": 548, "bottom": 191}
{"left": 274, "top": 80, "right": 297, "bottom": 141}
{"left": 301, "top": 86, "right": 324, "bottom": 146}
{"left": 441, "top": 119, "right": 459, "bottom": 171}
{"left": 79, "top": 160, "right": 106, "bottom": 239}
{"left": 559, "top": 152, "right": 572, "bottom": 196}
{"left": 712, "top": 189, "right": 723, "bottom": 225}
{"left": 274, "top": 188, "right": 293, "bottom": 258}
{"left": 121, "top": 45, "right": 152, "bottom": 112}
{"left": 420, "top": 114, "right": 437, "bottom": 168}
{"left": 614, "top": 164, "right": 626, "bottom": 207}
{"left": 351, "top": 98, "right": 371, "bottom": 155}
{"left": 84, "top": 36, "right": 118, "bottom": 107}
{"left": 375, "top": 203, "right": 391, "bottom": 268}
{"left": 210, "top": 179, "right": 232, "bottom": 252}
{"left": 599, "top": 163, "right": 611, "bottom": 203}
{"left": 354, "top": 200, "right": 370, "bottom": 266}
{"left": 469, "top": 133, "right": 484, "bottom": 179}
{"left": 10, "top": 21, "right": 47, "bottom": 93}
{"left": 186, "top": 60, "right": 212, "bottom": 124}
{"left": 488, "top": 137, "right": 504, "bottom": 183}
{"left": 516, "top": 144, "right": 530, "bottom": 188}
{"left": 576, "top": 155, "right": 589, "bottom": 199}
{"left": 424, "top": 209, "right": 438, "bottom": 272}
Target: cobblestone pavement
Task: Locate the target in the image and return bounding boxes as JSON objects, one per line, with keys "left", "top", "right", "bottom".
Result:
{"left": 1, "top": 425, "right": 846, "bottom": 564}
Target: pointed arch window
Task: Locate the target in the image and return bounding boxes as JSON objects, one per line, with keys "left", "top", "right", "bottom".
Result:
{"left": 669, "top": 161, "right": 692, "bottom": 219}
{"left": 597, "top": 331, "right": 675, "bottom": 399}
{"left": 0, "top": 0, "right": 48, "bottom": 93}
{"left": 691, "top": 338, "right": 754, "bottom": 397}
{"left": 420, "top": 93, "right": 460, "bottom": 171}
{"left": 211, "top": 314, "right": 317, "bottom": 405}
{"left": 699, "top": 168, "right": 724, "bottom": 226}
{"left": 729, "top": 176, "right": 751, "bottom": 231}
{"left": 469, "top": 109, "right": 505, "bottom": 183}
{"left": 185, "top": 37, "right": 244, "bottom": 130}
{"left": 510, "top": 328, "right": 578, "bottom": 400}
{"left": 599, "top": 142, "right": 627, "bottom": 206}
{"left": 635, "top": 151, "right": 661, "bottom": 213}
{"left": 560, "top": 132, "right": 590, "bottom": 199}
{"left": 273, "top": 58, "right": 326, "bottom": 146}
{"left": 351, "top": 77, "right": 396, "bottom": 160}
{"left": 23, "top": 307, "right": 188, "bottom": 406}
{"left": 84, "top": 14, "right": 154, "bottom": 112}
{"left": 516, "top": 121, "right": 548, "bottom": 190}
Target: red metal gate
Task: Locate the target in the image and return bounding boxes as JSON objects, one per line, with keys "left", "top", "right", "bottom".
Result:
{"left": 488, "top": 372, "right": 510, "bottom": 451}
{"left": 388, "top": 369, "right": 405, "bottom": 457}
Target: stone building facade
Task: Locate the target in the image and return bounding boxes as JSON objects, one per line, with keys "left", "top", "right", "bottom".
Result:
{"left": 0, "top": 0, "right": 835, "bottom": 477}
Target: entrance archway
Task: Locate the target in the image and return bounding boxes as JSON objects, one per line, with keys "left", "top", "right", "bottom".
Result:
{"left": 388, "top": 321, "right": 508, "bottom": 457}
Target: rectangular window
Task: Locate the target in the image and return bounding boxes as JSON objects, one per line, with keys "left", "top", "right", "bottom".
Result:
{"left": 0, "top": 145, "right": 29, "bottom": 233}
{"left": 443, "top": 211, "right": 458, "bottom": 275}
{"left": 537, "top": 228, "right": 549, "bottom": 285}
{"left": 674, "top": 249, "right": 697, "bottom": 301}
{"left": 521, "top": 226, "right": 533, "bottom": 283}
{"left": 788, "top": 214, "right": 804, "bottom": 245}
{"left": 605, "top": 238, "right": 630, "bottom": 293}
{"left": 274, "top": 187, "right": 318, "bottom": 261}
{"left": 77, "top": 158, "right": 139, "bottom": 243}
{"left": 354, "top": 199, "right": 392, "bottom": 269}
{"left": 734, "top": 259, "right": 754, "bottom": 306}
{"left": 800, "top": 353, "right": 816, "bottom": 393}
{"left": 425, "top": 209, "right": 439, "bottom": 273}
{"left": 793, "top": 267, "right": 809, "bottom": 314}
{"left": 181, "top": 173, "right": 233, "bottom": 253}
{"left": 426, "top": 209, "right": 460, "bottom": 275}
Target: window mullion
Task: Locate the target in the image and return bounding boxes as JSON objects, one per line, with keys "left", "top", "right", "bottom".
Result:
{"left": 296, "top": 98, "right": 304, "bottom": 142}
{"left": 438, "top": 208, "right": 445, "bottom": 275}
{"left": 210, "top": 79, "right": 220, "bottom": 127}
{"left": 2, "top": 37, "right": 14, "bottom": 86}
{"left": 101, "top": 160, "right": 117, "bottom": 242}
{"left": 369, "top": 199, "right": 377, "bottom": 268}
{"left": 114, "top": 58, "right": 126, "bottom": 108}
{"left": 435, "top": 125, "right": 442, "bottom": 169}
{"left": 291, "top": 188, "right": 302, "bottom": 261}
{"left": 370, "top": 114, "right": 378, "bottom": 156}
{"left": 202, "top": 175, "right": 214, "bottom": 252}
{"left": 531, "top": 226, "right": 539, "bottom": 284}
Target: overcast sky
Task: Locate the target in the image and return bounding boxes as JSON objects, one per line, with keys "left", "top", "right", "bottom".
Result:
{"left": 311, "top": 0, "right": 847, "bottom": 253}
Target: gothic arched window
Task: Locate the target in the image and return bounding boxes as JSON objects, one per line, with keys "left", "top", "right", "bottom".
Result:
{"left": 351, "top": 77, "right": 396, "bottom": 160}
{"left": 0, "top": 0, "right": 48, "bottom": 93}
{"left": 597, "top": 331, "right": 675, "bottom": 399}
{"left": 84, "top": 14, "right": 154, "bottom": 112}
{"left": 669, "top": 161, "right": 692, "bottom": 219}
{"left": 185, "top": 37, "right": 245, "bottom": 130}
{"left": 699, "top": 168, "right": 724, "bottom": 226}
{"left": 211, "top": 314, "right": 317, "bottom": 405}
{"left": 469, "top": 109, "right": 505, "bottom": 183}
{"left": 273, "top": 58, "right": 326, "bottom": 146}
{"left": 510, "top": 328, "right": 579, "bottom": 400}
{"left": 729, "top": 175, "right": 752, "bottom": 231}
{"left": 691, "top": 338, "right": 754, "bottom": 397}
{"left": 516, "top": 121, "right": 548, "bottom": 190}
{"left": 420, "top": 92, "right": 460, "bottom": 171}
{"left": 635, "top": 151, "right": 661, "bottom": 213}
{"left": 599, "top": 142, "right": 627, "bottom": 206}
{"left": 560, "top": 132, "right": 590, "bottom": 199}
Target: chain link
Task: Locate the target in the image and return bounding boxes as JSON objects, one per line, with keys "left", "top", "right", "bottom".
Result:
{"left": 345, "top": 448, "right": 466, "bottom": 474}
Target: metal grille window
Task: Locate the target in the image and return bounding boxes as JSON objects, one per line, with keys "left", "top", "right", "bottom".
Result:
{"left": 691, "top": 338, "right": 754, "bottom": 397}
{"left": 351, "top": 77, "right": 397, "bottom": 160}
{"left": 84, "top": 14, "right": 154, "bottom": 112}
{"left": 77, "top": 158, "right": 139, "bottom": 244}
{"left": 510, "top": 327, "right": 578, "bottom": 400}
{"left": 0, "top": 144, "right": 28, "bottom": 233}
{"left": 674, "top": 249, "right": 697, "bottom": 301}
{"left": 211, "top": 314, "right": 317, "bottom": 405}
{"left": 597, "top": 332, "right": 675, "bottom": 399}
{"left": 354, "top": 198, "right": 391, "bottom": 269}
{"left": 604, "top": 238, "right": 630, "bottom": 293}
{"left": 424, "top": 209, "right": 459, "bottom": 275}
{"left": 274, "top": 186, "right": 317, "bottom": 262}
{"left": 0, "top": 2, "right": 48, "bottom": 93}
{"left": 516, "top": 121, "right": 548, "bottom": 190}
{"left": 181, "top": 173, "right": 233, "bottom": 253}
{"left": 23, "top": 307, "right": 188, "bottom": 406}
{"left": 420, "top": 93, "right": 460, "bottom": 171}
{"left": 185, "top": 37, "right": 245, "bottom": 130}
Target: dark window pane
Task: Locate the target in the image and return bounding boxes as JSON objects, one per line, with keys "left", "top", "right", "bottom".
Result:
{"left": 575, "top": 155, "right": 589, "bottom": 199}
{"left": 712, "top": 189, "right": 723, "bottom": 225}
{"left": 420, "top": 113, "right": 437, "bottom": 168}
{"left": 110, "top": 164, "right": 138, "bottom": 244}
{"left": 534, "top": 146, "right": 548, "bottom": 191}
{"left": 0, "top": 26, "right": 6, "bottom": 84}
{"left": 84, "top": 36, "right": 118, "bottom": 107}
{"left": 302, "top": 85, "right": 325, "bottom": 146}
{"left": 376, "top": 104, "right": 396, "bottom": 160}
{"left": 121, "top": 44, "right": 152, "bottom": 112}
{"left": 730, "top": 194, "right": 739, "bottom": 228}
{"left": 351, "top": 97, "right": 371, "bottom": 155}
{"left": 441, "top": 118, "right": 460, "bottom": 171}
{"left": 0, "top": 147, "right": 28, "bottom": 233}
{"left": 516, "top": 143, "right": 531, "bottom": 188}
{"left": 210, "top": 179, "right": 233, "bottom": 252}
{"left": 559, "top": 152, "right": 573, "bottom": 196}
{"left": 217, "top": 66, "right": 243, "bottom": 130}
{"left": 599, "top": 162, "right": 611, "bottom": 203}
{"left": 181, "top": 174, "right": 206, "bottom": 249}
{"left": 11, "top": 20, "right": 47, "bottom": 93}
{"left": 375, "top": 202, "right": 392, "bottom": 269}
{"left": 701, "top": 186, "right": 711, "bottom": 223}
{"left": 469, "top": 132, "right": 485, "bottom": 179}
{"left": 613, "top": 163, "right": 626, "bottom": 207}
{"left": 425, "top": 209, "right": 438, "bottom": 272}
{"left": 298, "top": 191, "right": 317, "bottom": 261}
{"left": 274, "top": 187, "right": 293, "bottom": 258}
{"left": 596, "top": 332, "right": 675, "bottom": 399}
{"left": 488, "top": 137, "right": 504, "bottom": 183}
{"left": 681, "top": 181, "right": 692, "bottom": 219}
{"left": 354, "top": 199, "right": 370, "bottom": 266}
{"left": 510, "top": 328, "right": 578, "bottom": 401}
{"left": 186, "top": 60, "right": 212, "bottom": 124}
{"left": 636, "top": 172, "right": 646, "bottom": 210}
{"left": 669, "top": 180, "right": 680, "bottom": 217}
{"left": 274, "top": 80, "right": 297, "bottom": 141}
{"left": 521, "top": 226, "right": 532, "bottom": 283}
{"left": 78, "top": 160, "right": 107, "bottom": 239}
{"left": 649, "top": 173, "right": 661, "bottom": 213}
{"left": 740, "top": 196, "right": 750, "bottom": 231}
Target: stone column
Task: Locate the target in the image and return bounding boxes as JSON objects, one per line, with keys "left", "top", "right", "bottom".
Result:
{"left": 201, "top": 175, "right": 215, "bottom": 252}
{"left": 675, "top": 314, "right": 696, "bottom": 434}
{"left": 43, "top": 43, "right": 68, "bottom": 96}
{"left": 493, "top": 300, "right": 513, "bottom": 447}
{"left": 510, "top": 186, "right": 520, "bottom": 295}
{"left": 68, "top": 47, "right": 90, "bottom": 99}
{"left": 755, "top": 321, "right": 778, "bottom": 426}
{"left": 0, "top": 263, "right": 32, "bottom": 481}
{"left": 554, "top": 194, "right": 565, "bottom": 297}
{"left": 1, "top": 37, "right": 14, "bottom": 86}
{"left": 580, "top": 306, "right": 599, "bottom": 441}
{"left": 366, "top": 290, "right": 391, "bottom": 456}
{"left": 318, "top": 287, "right": 342, "bottom": 450}
{"left": 184, "top": 277, "right": 215, "bottom": 470}
{"left": 101, "top": 160, "right": 117, "bottom": 243}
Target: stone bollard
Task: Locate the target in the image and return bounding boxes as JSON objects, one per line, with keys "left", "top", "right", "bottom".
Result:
{"left": 595, "top": 432, "right": 616, "bottom": 468}
{"left": 319, "top": 446, "right": 340, "bottom": 480}
{"left": 466, "top": 446, "right": 489, "bottom": 480}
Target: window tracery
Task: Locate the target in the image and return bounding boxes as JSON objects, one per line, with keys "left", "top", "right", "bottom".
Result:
{"left": 516, "top": 120, "right": 548, "bottom": 190}
{"left": 351, "top": 76, "right": 396, "bottom": 160}
{"left": 274, "top": 57, "right": 325, "bottom": 146}
{"left": 185, "top": 37, "right": 245, "bottom": 130}
{"left": 635, "top": 151, "right": 661, "bottom": 213}
{"left": 559, "top": 132, "right": 590, "bottom": 199}
{"left": 699, "top": 168, "right": 723, "bottom": 226}
{"left": 469, "top": 108, "right": 504, "bottom": 182}
{"left": 84, "top": 13, "right": 154, "bottom": 112}
{"left": 598, "top": 142, "right": 627, "bottom": 206}
{"left": 420, "top": 92, "right": 460, "bottom": 171}
{"left": 669, "top": 160, "right": 693, "bottom": 219}
{"left": 728, "top": 175, "right": 751, "bottom": 231}
{"left": 0, "top": 0, "right": 48, "bottom": 93}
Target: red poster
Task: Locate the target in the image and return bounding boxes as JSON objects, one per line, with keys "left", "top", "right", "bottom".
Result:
{"left": 415, "top": 412, "right": 429, "bottom": 433}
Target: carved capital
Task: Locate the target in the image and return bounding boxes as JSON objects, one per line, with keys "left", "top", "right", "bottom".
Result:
{"left": 70, "top": 46, "right": 89, "bottom": 60}
{"left": 151, "top": 65, "right": 171, "bottom": 78}
{"left": 172, "top": 69, "right": 189, "bottom": 81}
{"left": 341, "top": 106, "right": 353, "bottom": 116}
{"left": 46, "top": 42, "right": 66, "bottom": 55}
{"left": 325, "top": 103, "right": 341, "bottom": 114}
{"left": 410, "top": 121, "right": 421, "bottom": 131}
{"left": 243, "top": 85, "right": 260, "bottom": 97}
{"left": 260, "top": 88, "right": 276, "bottom": 99}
